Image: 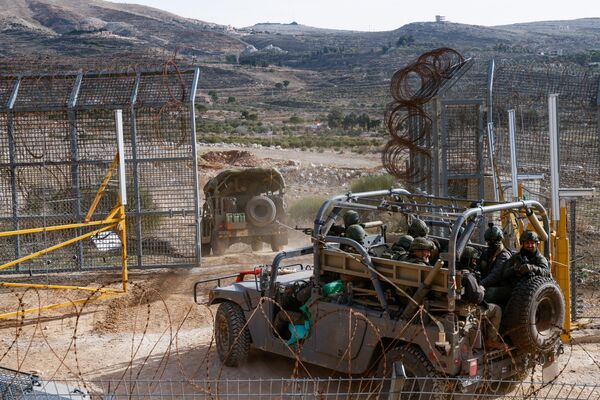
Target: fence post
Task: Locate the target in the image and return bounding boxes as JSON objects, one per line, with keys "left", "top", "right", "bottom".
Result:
{"left": 6, "top": 77, "right": 21, "bottom": 270}
{"left": 189, "top": 67, "right": 201, "bottom": 266}
{"left": 68, "top": 74, "right": 83, "bottom": 270}
{"left": 129, "top": 72, "right": 143, "bottom": 269}
{"left": 388, "top": 361, "right": 406, "bottom": 400}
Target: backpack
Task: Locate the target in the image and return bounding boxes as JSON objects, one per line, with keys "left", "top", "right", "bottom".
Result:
{"left": 461, "top": 271, "right": 485, "bottom": 304}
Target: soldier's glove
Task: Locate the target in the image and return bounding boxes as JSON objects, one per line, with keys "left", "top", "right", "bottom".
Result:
{"left": 514, "top": 263, "right": 533, "bottom": 276}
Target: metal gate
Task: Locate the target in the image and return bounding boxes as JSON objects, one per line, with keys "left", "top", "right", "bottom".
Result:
{"left": 439, "top": 100, "right": 485, "bottom": 200}
{"left": 0, "top": 68, "right": 200, "bottom": 273}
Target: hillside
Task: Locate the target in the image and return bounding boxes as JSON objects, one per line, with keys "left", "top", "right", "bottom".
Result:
{"left": 1, "top": 0, "right": 600, "bottom": 129}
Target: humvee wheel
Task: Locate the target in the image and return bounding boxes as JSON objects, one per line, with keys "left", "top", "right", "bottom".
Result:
{"left": 251, "top": 240, "right": 263, "bottom": 252}
{"left": 211, "top": 235, "right": 227, "bottom": 256}
{"left": 504, "top": 276, "right": 565, "bottom": 353}
{"left": 270, "top": 236, "right": 285, "bottom": 252}
{"left": 377, "top": 346, "right": 448, "bottom": 399}
{"left": 215, "top": 301, "right": 251, "bottom": 367}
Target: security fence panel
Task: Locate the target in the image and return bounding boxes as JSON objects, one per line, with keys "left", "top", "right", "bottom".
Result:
{"left": 440, "top": 100, "right": 485, "bottom": 199}
{"left": 0, "top": 68, "right": 200, "bottom": 273}
{"left": 437, "top": 59, "right": 600, "bottom": 320}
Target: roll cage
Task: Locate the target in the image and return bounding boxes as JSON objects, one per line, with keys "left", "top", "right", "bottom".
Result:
{"left": 310, "top": 188, "right": 551, "bottom": 313}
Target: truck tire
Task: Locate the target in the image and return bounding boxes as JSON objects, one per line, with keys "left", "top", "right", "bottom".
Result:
{"left": 211, "top": 234, "right": 228, "bottom": 256}
{"left": 251, "top": 239, "right": 263, "bottom": 252}
{"left": 245, "top": 196, "right": 277, "bottom": 227}
{"left": 504, "top": 276, "right": 565, "bottom": 353}
{"left": 377, "top": 346, "right": 448, "bottom": 399}
{"left": 215, "top": 301, "right": 251, "bottom": 367}
{"left": 270, "top": 235, "right": 286, "bottom": 252}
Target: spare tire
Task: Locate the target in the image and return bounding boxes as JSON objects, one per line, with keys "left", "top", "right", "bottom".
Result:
{"left": 504, "top": 276, "right": 564, "bottom": 353}
{"left": 245, "top": 195, "right": 277, "bottom": 227}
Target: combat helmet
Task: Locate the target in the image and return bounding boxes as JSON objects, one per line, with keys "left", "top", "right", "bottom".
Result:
{"left": 392, "top": 234, "right": 414, "bottom": 252}
{"left": 345, "top": 224, "right": 366, "bottom": 244}
{"left": 343, "top": 210, "right": 360, "bottom": 228}
{"left": 460, "top": 246, "right": 479, "bottom": 268}
{"left": 409, "top": 237, "right": 433, "bottom": 252}
{"left": 484, "top": 225, "right": 504, "bottom": 243}
{"left": 520, "top": 230, "right": 539, "bottom": 243}
{"left": 408, "top": 219, "right": 429, "bottom": 238}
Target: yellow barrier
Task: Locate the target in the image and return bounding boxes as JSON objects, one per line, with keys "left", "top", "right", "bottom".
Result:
{"left": 0, "top": 153, "right": 127, "bottom": 320}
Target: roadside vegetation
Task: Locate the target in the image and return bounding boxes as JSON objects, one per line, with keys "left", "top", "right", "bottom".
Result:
{"left": 289, "top": 196, "right": 326, "bottom": 224}
{"left": 349, "top": 174, "right": 398, "bottom": 193}
{"left": 197, "top": 133, "right": 382, "bottom": 151}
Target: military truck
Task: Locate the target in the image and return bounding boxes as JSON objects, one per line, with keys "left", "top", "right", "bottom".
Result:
{"left": 199, "top": 189, "right": 565, "bottom": 396}
{"left": 201, "top": 168, "right": 288, "bottom": 256}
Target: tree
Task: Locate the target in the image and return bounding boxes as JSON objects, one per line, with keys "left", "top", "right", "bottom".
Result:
{"left": 275, "top": 82, "right": 283, "bottom": 89}
{"left": 343, "top": 112, "right": 358, "bottom": 130}
{"left": 327, "top": 109, "right": 343, "bottom": 128}
{"left": 357, "top": 113, "right": 371, "bottom": 129}
{"left": 227, "top": 96, "right": 236, "bottom": 103}
{"left": 207, "top": 90, "right": 218, "bottom": 102}
{"left": 283, "top": 80, "right": 290, "bottom": 88}
{"left": 396, "top": 35, "right": 415, "bottom": 47}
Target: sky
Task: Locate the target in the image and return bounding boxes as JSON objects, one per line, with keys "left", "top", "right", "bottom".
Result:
{"left": 110, "top": 0, "right": 600, "bottom": 31}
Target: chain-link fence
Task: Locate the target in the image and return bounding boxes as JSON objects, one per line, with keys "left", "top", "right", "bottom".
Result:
{"left": 0, "top": 68, "right": 200, "bottom": 273}
{"left": 1, "top": 375, "right": 599, "bottom": 399}
{"left": 429, "top": 59, "right": 600, "bottom": 320}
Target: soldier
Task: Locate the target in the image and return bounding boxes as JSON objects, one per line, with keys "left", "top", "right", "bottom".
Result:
{"left": 460, "top": 269, "right": 504, "bottom": 350}
{"left": 341, "top": 223, "right": 366, "bottom": 253}
{"left": 329, "top": 210, "right": 361, "bottom": 236}
{"left": 479, "top": 225, "right": 512, "bottom": 288}
{"left": 405, "top": 237, "right": 434, "bottom": 265}
{"left": 383, "top": 234, "right": 414, "bottom": 260}
{"left": 486, "top": 230, "right": 550, "bottom": 307}
{"left": 407, "top": 218, "right": 440, "bottom": 265}
{"left": 503, "top": 230, "right": 550, "bottom": 280}
{"left": 343, "top": 210, "right": 360, "bottom": 229}
{"left": 459, "top": 245, "right": 480, "bottom": 271}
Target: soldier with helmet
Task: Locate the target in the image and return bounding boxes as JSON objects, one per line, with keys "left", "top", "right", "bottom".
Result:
{"left": 486, "top": 230, "right": 550, "bottom": 307}
{"left": 343, "top": 210, "right": 360, "bottom": 229}
{"left": 503, "top": 230, "right": 550, "bottom": 280}
{"left": 406, "top": 218, "right": 440, "bottom": 265}
{"left": 479, "top": 224, "right": 512, "bottom": 288}
{"left": 405, "top": 237, "right": 435, "bottom": 265}
{"left": 341, "top": 223, "right": 366, "bottom": 253}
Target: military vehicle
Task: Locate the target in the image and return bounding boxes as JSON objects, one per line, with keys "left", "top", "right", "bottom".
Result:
{"left": 201, "top": 168, "right": 288, "bottom": 256}
{"left": 198, "top": 189, "right": 565, "bottom": 397}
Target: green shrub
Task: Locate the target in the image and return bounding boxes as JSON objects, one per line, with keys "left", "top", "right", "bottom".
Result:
{"left": 350, "top": 174, "right": 398, "bottom": 193}
{"left": 289, "top": 196, "right": 326, "bottom": 223}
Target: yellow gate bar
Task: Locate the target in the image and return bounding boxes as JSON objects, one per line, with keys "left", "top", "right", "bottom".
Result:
{"left": 0, "top": 292, "right": 112, "bottom": 320}
{"left": 0, "top": 282, "right": 123, "bottom": 294}
{"left": 0, "top": 223, "right": 117, "bottom": 271}
{"left": 0, "top": 218, "right": 121, "bottom": 238}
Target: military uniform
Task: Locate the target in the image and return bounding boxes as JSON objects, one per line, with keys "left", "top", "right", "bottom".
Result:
{"left": 486, "top": 231, "right": 550, "bottom": 307}
{"left": 479, "top": 244, "right": 512, "bottom": 287}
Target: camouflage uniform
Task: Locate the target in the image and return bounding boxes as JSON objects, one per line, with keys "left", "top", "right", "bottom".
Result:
{"left": 478, "top": 225, "right": 512, "bottom": 288}
{"left": 487, "top": 231, "right": 550, "bottom": 307}
{"left": 408, "top": 219, "right": 440, "bottom": 265}
{"left": 404, "top": 237, "right": 434, "bottom": 265}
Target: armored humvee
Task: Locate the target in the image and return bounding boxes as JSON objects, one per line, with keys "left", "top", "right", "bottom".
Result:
{"left": 201, "top": 167, "right": 288, "bottom": 256}
{"left": 199, "top": 189, "right": 564, "bottom": 397}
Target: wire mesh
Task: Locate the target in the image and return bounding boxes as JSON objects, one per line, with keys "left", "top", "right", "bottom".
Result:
{"left": 437, "top": 59, "right": 600, "bottom": 320}
{"left": 0, "top": 376, "right": 598, "bottom": 399}
{"left": 0, "top": 68, "right": 200, "bottom": 273}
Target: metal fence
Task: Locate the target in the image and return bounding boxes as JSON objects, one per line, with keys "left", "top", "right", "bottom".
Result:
{"left": 429, "top": 59, "right": 600, "bottom": 320}
{"left": 1, "top": 376, "right": 599, "bottom": 399}
{"left": 0, "top": 68, "right": 200, "bottom": 273}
